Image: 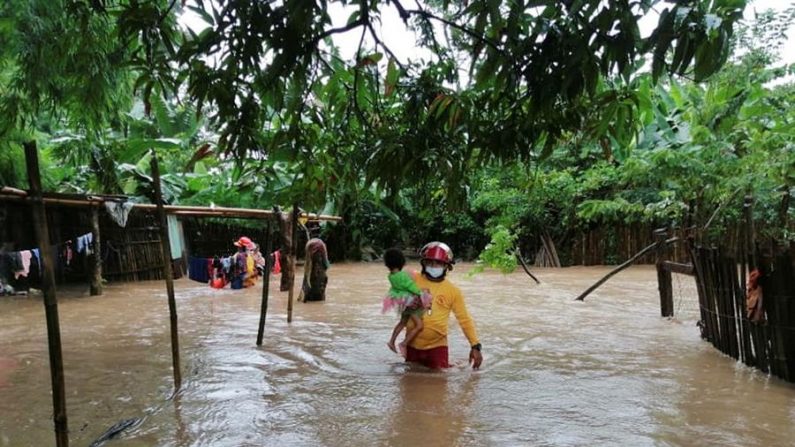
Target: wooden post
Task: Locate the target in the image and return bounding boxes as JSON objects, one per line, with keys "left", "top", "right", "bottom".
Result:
{"left": 287, "top": 204, "right": 299, "bottom": 323}
{"left": 256, "top": 218, "right": 273, "bottom": 346}
{"left": 278, "top": 208, "right": 293, "bottom": 292}
{"left": 90, "top": 206, "right": 102, "bottom": 296}
{"left": 24, "top": 141, "right": 69, "bottom": 447}
{"left": 150, "top": 152, "right": 182, "bottom": 390}
{"left": 655, "top": 229, "right": 674, "bottom": 317}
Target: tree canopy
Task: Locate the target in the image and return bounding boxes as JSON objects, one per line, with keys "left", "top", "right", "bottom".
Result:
{"left": 3, "top": 0, "right": 792, "bottom": 265}
{"left": 2, "top": 1, "right": 747, "bottom": 181}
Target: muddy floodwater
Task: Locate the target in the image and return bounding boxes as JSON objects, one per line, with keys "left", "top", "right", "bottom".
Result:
{"left": 1, "top": 263, "right": 794, "bottom": 446}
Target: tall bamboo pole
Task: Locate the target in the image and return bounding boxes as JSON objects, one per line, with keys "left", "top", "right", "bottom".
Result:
{"left": 256, "top": 218, "right": 274, "bottom": 345}
{"left": 150, "top": 152, "right": 182, "bottom": 390}
{"left": 24, "top": 141, "right": 69, "bottom": 447}
{"left": 287, "top": 204, "right": 299, "bottom": 323}
{"left": 90, "top": 206, "right": 102, "bottom": 296}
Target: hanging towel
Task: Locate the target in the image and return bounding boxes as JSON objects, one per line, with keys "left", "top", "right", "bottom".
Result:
{"left": 31, "top": 248, "right": 40, "bottom": 266}
{"left": 14, "top": 251, "right": 32, "bottom": 279}
{"left": 104, "top": 201, "right": 135, "bottom": 227}
{"left": 188, "top": 256, "right": 210, "bottom": 283}
{"left": 167, "top": 215, "right": 183, "bottom": 260}
{"left": 77, "top": 233, "right": 94, "bottom": 255}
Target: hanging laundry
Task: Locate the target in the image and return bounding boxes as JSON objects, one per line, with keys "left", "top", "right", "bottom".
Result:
{"left": 8, "top": 252, "right": 22, "bottom": 272}
{"left": 74, "top": 233, "right": 94, "bottom": 255}
{"left": 221, "top": 257, "right": 231, "bottom": 273}
{"left": 14, "top": 251, "right": 32, "bottom": 279}
{"left": 31, "top": 248, "right": 39, "bottom": 265}
{"left": 188, "top": 256, "right": 210, "bottom": 283}
{"left": 272, "top": 250, "right": 281, "bottom": 274}
{"left": 167, "top": 215, "right": 183, "bottom": 260}
{"left": 104, "top": 201, "right": 135, "bottom": 227}
{"left": 85, "top": 233, "right": 94, "bottom": 255}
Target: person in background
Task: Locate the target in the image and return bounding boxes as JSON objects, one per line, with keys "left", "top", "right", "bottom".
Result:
{"left": 300, "top": 238, "right": 330, "bottom": 302}
{"left": 251, "top": 244, "right": 267, "bottom": 277}
{"left": 231, "top": 236, "right": 257, "bottom": 289}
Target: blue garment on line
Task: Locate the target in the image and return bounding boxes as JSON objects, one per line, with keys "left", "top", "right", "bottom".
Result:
{"left": 188, "top": 256, "right": 210, "bottom": 283}
{"left": 76, "top": 233, "right": 93, "bottom": 255}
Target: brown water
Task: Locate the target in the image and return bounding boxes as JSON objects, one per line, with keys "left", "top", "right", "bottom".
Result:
{"left": 1, "top": 263, "right": 794, "bottom": 446}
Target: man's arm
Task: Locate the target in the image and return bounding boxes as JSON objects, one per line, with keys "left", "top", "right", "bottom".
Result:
{"left": 451, "top": 289, "right": 482, "bottom": 369}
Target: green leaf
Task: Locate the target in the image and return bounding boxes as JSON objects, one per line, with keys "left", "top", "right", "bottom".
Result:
{"left": 187, "top": 5, "right": 214, "bottom": 26}
{"left": 385, "top": 58, "right": 399, "bottom": 97}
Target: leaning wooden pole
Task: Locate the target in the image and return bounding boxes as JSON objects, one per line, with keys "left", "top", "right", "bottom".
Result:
{"left": 256, "top": 218, "right": 274, "bottom": 345}
{"left": 287, "top": 204, "right": 299, "bottom": 323}
{"left": 575, "top": 237, "right": 679, "bottom": 301}
{"left": 24, "top": 141, "right": 69, "bottom": 447}
{"left": 89, "top": 205, "right": 103, "bottom": 296}
{"left": 515, "top": 248, "right": 540, "bottom": 284}
{"left": 150, "top": 152, "right": 182, "bottom": 390}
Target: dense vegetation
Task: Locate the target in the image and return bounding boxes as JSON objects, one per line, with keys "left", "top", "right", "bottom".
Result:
{"left": 1, "top": 0, "right": 792, "bottom": 265}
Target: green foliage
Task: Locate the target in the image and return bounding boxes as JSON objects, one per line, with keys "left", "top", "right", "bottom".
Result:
{"left": 5, "top": 0, "right": 792, "bottom": 265}
{"left": 470, "top": 225, "right": 518, "bottom": 275}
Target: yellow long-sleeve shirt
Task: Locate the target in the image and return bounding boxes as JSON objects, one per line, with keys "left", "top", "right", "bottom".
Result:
{"left": 407, "top": 273, "right": 479, "bottom": 350}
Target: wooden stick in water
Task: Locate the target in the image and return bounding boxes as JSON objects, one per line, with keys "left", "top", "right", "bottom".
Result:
{"left": 257, "top": 218, "right": 274, "bottom": 346}
{"left": 151, "top": 151, "right": 182, "bottom": 391}
{"left": 287, "top": 204, "right": 299, "bottom": 323}
{"left": 24, "top": 141, "right": 70, "bottom": 447}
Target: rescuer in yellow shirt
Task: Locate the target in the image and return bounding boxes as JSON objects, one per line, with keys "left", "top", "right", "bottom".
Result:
{"left": 405, "top": 242, "right": 482, "bottom": 369}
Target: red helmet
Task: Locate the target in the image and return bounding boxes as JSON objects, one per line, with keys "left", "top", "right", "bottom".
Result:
{"left": 419, "top": 242, "right": 454, "bottom": 265}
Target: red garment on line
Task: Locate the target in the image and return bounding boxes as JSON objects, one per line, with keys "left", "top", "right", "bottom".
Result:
{"left": 272, "top": 250, "right": 281, "bottom": 274}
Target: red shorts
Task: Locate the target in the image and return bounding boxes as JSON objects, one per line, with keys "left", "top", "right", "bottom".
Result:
{"left": 405, "top": 345, "right": 449, "bottom": 369}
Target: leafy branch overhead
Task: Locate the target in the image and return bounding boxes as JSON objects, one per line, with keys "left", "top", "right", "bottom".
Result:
{"left": 2, "top": 0, "right": 747, "bottom": 181}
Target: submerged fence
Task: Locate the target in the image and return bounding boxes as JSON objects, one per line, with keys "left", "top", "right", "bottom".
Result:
{"left": 690, "top": 246, "right": 795, "bottom": 382}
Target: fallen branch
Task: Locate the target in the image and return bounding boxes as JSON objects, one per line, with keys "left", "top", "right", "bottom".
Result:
{"left": 89, "top": 418, "right": 141, "bottom": 447}
{"left": 516, "top": 248, "right": 540, "bottom": 284}
{"left": 574, "top": 237, "right": 679, "bottom": 301}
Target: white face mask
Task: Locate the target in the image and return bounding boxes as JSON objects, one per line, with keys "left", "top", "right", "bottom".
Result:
{"left": 425, "top": 266, "right": 445, "bottom": 278}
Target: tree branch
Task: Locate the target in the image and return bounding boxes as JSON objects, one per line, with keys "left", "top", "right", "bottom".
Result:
{"left": 405, "top": 8, "right": 502, "bottom": 54}
{"left": 353, "top": 20, "right": 371, "bottom": 130}
{"left": 317, "top": 18, "right": 367, "bottom": 42}
{"left": 366, "top": 23, "right": 406, "bottom": 70}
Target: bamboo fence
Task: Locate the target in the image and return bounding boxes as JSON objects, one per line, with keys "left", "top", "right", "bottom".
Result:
{"left": 690, "top": 245, "right": 795, "bottom": 382}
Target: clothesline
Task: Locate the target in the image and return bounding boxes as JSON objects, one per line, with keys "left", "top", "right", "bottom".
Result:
{"left": 0, "top": 188, "right": 342, "bottom": 222}
{"left": 1, "top": 231, "right": 95, "bottom": 281}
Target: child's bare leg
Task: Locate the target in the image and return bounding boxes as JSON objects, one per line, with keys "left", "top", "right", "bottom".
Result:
{"left": 398, "top": 314, "right": 424, "bottom": 354}
{"left": 387, "top": 321, "right": 405, "bottom": 353}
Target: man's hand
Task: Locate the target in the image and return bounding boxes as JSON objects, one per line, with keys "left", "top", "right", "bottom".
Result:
{"left": 469, "top": 348, "right": 483, "bottom": 370}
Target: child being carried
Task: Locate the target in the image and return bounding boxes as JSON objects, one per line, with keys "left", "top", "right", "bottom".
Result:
{"left": 381, "top": 248, "right": 432, "bottom": 356}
